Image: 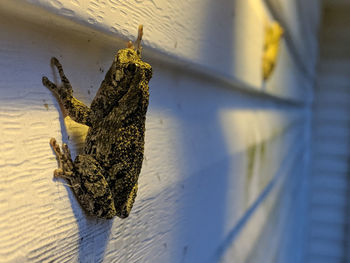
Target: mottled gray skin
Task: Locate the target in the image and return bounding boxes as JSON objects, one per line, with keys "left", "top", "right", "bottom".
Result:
{"left": 43, "top": 28, "right": 152, "bottom": 219}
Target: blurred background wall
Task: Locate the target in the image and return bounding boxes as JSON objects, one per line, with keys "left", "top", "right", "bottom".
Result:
{"left": 306, "top": 1, "right": 350, "bottom": 262}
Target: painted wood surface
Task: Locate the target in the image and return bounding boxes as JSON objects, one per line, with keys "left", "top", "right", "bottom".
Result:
{"left": 0, "top": 0, "right": 319, "bottom": 262}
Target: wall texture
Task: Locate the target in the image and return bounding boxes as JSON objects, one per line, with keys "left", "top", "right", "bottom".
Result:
{"left": 0, "top": 0, "right": 320, "bottom": 262}
{"left": 306, "top": 2, "right": 350, "bottom": 262}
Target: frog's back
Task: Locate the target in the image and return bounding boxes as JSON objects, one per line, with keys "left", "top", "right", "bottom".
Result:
{"left": 84, "top": 82, "right": 149, "bottom": 169}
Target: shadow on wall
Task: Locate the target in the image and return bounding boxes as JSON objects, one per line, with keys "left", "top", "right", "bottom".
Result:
{"left": 50, "top": 91, "right": 114, "bottom": 262}
{"left": 169, "top": 0, "right": 236, "bottom": 260}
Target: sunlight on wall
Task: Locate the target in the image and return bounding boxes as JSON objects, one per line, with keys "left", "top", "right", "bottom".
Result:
{"left": 233, "top": 0, "right": 268, "bottom": 87}
{"left": 219, "top": 108, "right": 301, "bottom": 219}
{"left": 217, "top": 107, "right": 306, "bottom": 262}
{"left": 219, "top": 109, "right": 298, "bottom": 155}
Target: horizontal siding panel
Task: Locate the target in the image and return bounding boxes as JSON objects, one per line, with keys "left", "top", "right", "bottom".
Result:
{"left": 312, "top": 156, "right": 349, "bottom": 174}
{"left": 313, "top": 100, "right": 350, "bottom": 110}
{"left": 314, "top": 89, "right": 350, "bottom": 101}
{"left": 316, "top": 74, "right": 350, "bottom": 88}
{"left": 309, "top": 238, "right": 345, "bottom": 258}
{"left": 318, "top": 83, "right": 350, "bottom": 95}
{"left": 308, "top": 254, "right": 345, "bottom": 263}
{"left": 313, "top": 141, "right": 350, "bottom": 156}
{"left": 311, "top": 189, "right": 348, "bottom": 207}
{"left": 314, "top": 106, "right": 350, "bottom": 116}
{"left": 311, "top": 204, "right": 348, "bottom": 225}
{"left": 313, "top": 119, "right": 350, "bottom": 130}
{"left": 314, "top": 108, "right": 350, "bottom": 122}
{"left": 312, "top": 136, "right": 350, "bottom": 147}
{"left": 313, "top": 153, "right": 349, "bottom": 164}
{"left": 311, "top": 173, "right": 349, "bottom": 191}
{"left": 321, "top": 5, "right": 350, "bottom": 29}
{"left": 313, "top": 124, "right": 350, "bottom": 135}
{"left": 310, "top": 221, "right": 346, "bottom": 242}
{"left": 313, "top": 120, "right": 350, "bottom": 130}
{"left": 320, "top": 49, "right": 350, "bottom": 60}
{"left": 313, "top": 129, "right": 350, "bottom": 142}
{"left": 320, "top": 31, "right": 350, "bottom": 60}
{"left": 318, "top": 60, "right": 350, "bottom": 74}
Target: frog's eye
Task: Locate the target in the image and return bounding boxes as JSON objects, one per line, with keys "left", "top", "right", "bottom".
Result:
{"left": 125, "top": 63, "right": 136, "bottom": 74}
{"left": 127, "top": 51, "right": 134, "bottom": 57}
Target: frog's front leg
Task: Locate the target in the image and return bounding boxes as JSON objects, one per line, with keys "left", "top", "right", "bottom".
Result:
{"left": 42, "top": 57, "right": 92, "bottom": 126}
{"left": 50, "top": 138, "right": 116, "bottom": 219}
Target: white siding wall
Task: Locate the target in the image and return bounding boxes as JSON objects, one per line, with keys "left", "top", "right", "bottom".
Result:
{"left": 0, "top": 0, "right": 319, "bottom": 262}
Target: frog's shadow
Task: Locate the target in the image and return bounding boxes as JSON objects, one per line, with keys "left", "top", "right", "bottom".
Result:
{"left": 48, "top": 84, "right": 113, "bottom": 263}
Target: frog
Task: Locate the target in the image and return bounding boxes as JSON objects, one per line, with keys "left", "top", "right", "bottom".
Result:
{"left": 42, "top": 25, "right": 152, "bottom": 219}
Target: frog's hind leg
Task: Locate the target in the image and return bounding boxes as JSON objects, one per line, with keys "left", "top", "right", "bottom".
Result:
{"left": 73, "top": 155, "right": 117, "bottom": 219}
{"left": 50, "top": 138, "right": 116, "bottom": 219}
{"left": 109, "top": 164, "right": 139, "bottom": 219}
{"left": 50, "top": 138, "right": 74, "bottom": 180}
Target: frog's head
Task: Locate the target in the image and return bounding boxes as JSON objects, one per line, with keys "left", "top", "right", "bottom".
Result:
{"left": 112, "top": 25, "right": 152, "bottom": 84}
